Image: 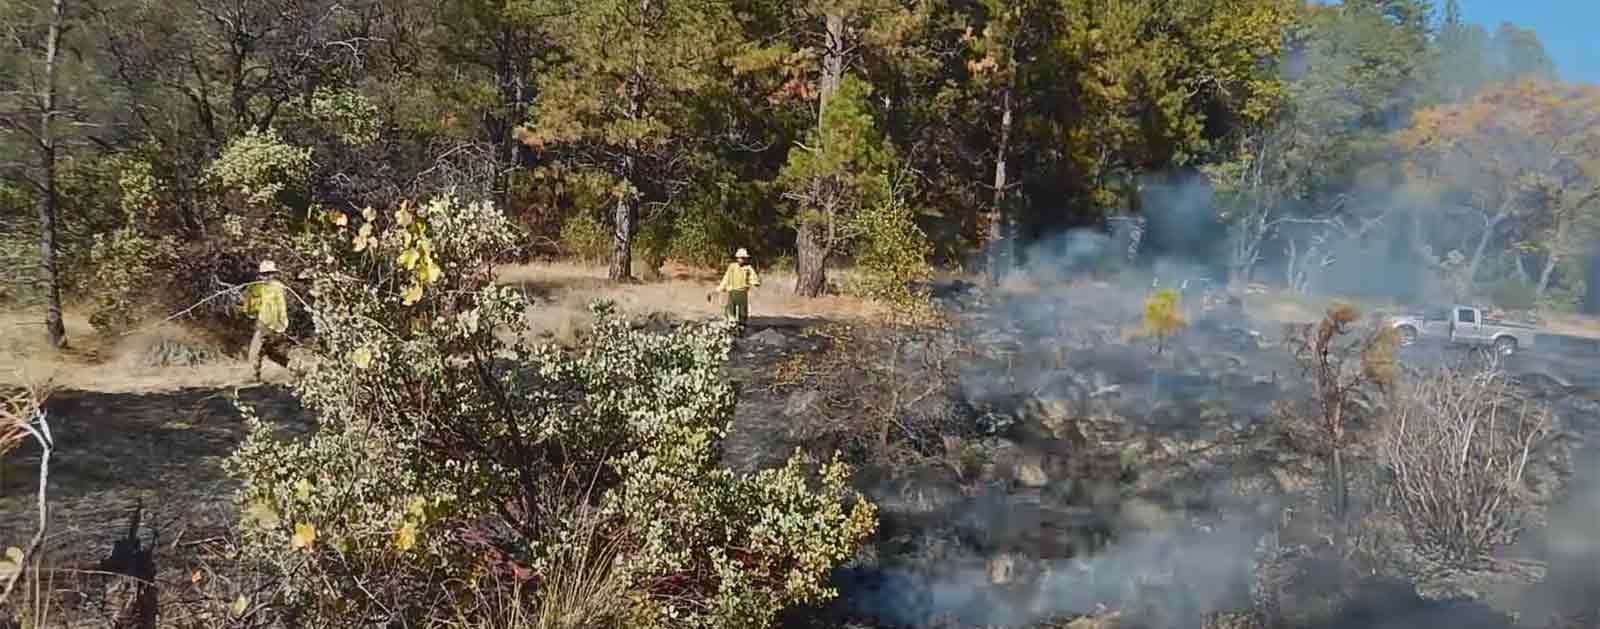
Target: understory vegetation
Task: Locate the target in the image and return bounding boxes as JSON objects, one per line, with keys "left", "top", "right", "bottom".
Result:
{"left": 222, "top": 197, "right": 877, "bottom": 627}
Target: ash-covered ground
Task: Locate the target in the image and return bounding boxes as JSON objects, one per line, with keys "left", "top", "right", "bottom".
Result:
{"left": 720, "top": 278, "right": 1600, "bottom": 629}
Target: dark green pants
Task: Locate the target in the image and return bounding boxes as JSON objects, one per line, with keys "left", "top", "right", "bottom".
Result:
{"left": 724, "top": 289, "right": 749, "bottom": 327}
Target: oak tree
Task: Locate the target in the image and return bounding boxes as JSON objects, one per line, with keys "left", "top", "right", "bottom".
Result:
{"left": 1397, "top": 78, "right": 1600, "bottom": 297}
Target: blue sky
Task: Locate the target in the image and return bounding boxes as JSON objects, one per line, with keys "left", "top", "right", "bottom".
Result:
{"left": 1456, "top": 0, "right": 1598, "bottom": 84}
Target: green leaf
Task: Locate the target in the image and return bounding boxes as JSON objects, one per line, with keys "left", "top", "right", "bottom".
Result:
{"left": 0, "top": 546, "right": 23, "bottom": 577}
{"left": 351, "top": 346, "right": 373, "bottom": 369}
{"left": 421, "top": 257, "right": 443, "bottom": 284}
{"left": 291, "top": 522, "right": 317, "bottom": 550}
{"left": 393, "top": 520, "right": 418, "bottom": 552}
{"left": 244, "top": 499, "right": 280, "bottom": 529}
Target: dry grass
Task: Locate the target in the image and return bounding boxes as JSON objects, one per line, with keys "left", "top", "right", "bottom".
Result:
{"left": 1535, "top": 312, "right": 1600, "bottom": 340}
{"left": 1242, "top": 291, "right": 1401, "bottom": 326}
{"left": 496, "top": 260, "right": 886, "bottom": 345}
{"left": 0, "top": 307, "right": 288, "bottom": 393}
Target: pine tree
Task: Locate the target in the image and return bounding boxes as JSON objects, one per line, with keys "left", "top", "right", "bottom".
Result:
{"left": 522, "top": 0, "right": 738, "bottom": 281}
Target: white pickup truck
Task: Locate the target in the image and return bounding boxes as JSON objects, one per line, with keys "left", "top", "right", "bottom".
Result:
{"left": 1387, "top": 304, "right": 1538, "bottom": 356}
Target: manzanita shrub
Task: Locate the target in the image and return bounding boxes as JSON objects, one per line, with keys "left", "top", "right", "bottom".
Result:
{"left": 224, "top": 195, "right": 877, "bottom": 627}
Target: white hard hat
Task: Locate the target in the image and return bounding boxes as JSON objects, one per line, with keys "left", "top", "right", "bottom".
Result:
{"left": 259, "top": 260, "right": 278, "bottom": 274}
{"left": 734, "top": 248, "right": 750, "bottom": 259}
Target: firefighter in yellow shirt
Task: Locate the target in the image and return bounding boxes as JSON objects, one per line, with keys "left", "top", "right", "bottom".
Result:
{"left": 242, "top": 260, "right": 292, "bottom": 381}
{"left": 717, "top": 248, "right": 760, "bottom": 331}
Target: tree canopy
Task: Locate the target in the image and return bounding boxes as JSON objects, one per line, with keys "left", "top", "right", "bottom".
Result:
{"left": 0, "top": 0, "right": 1589, "bottom": 333}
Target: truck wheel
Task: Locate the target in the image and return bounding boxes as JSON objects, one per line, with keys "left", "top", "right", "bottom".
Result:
{"left": 1493, "top": 336, "right": 1517, "bottom": 356}
{"left": 1397, "top": 326, "right": 1418, "bottom": 347}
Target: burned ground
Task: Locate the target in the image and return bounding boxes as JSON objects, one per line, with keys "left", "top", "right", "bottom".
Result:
{"left": 3, "top": 279, "right": 1598, "bottom": 628}
{"left": 732, "top": 281, "right": 1599, "bottom": 629}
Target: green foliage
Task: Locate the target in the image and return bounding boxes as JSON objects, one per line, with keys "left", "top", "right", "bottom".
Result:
{"left": 768, "top": 254, "right": 798, "bottom": 273}
{"left": 1142, "top": 288, "right": 1187, "bottom": 353}
{"left": 0, "top": 233, "right": 40, "bottom": 306}
{"left": 226, "top": 195, "right": 876, "bottom": 627}
{"left": 205, "top": 128, "right": 313, "bottom": 209}
{"left": 84, "top": 158, "right": 183, "bottom": 332}
{"left": 634, "top": 219, "right": 673, "bottom": 277}
{"left": 1057, "top": 0, "right": 1293, "bottom": 180}
{"left": 559, "top": 212, "right": 610, "bottom": 263}
{"left": 86, "top": 227, "right": 179, "bottom": 332}
{"left": 668, "top": 208, "right": 735, "bottom": 269}
{"left": 520, "top": 0, "right": 739, "bottom": 277}
{"left": 778, "top": 75, "right": 897, "bottom": 227}
{"left": 309, "top": 87, "right": 382, "bottom": 147}
{"left": 1424, "top": 8, "right": 1558, "bottom": 105}
{"left": 1485, "top": 279, "right": 1537, "bottom": 311}
{"left": 847, "top": 194, "right": 934, "bottom": 310}
{"left": 1540, "top": 278, "right": 1585, "bottom": 313}
{"left": 665, "top": 178, "right": 773, "bottom": 270}
{"left": 0, "top": 183, "right": 37, "bottom": 305}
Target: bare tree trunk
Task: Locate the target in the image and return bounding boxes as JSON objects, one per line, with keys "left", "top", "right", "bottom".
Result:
{"left": 1229, "top": 217, "right": 1266, "bottom": 290}
{"left": 609, "top": 49, "right": 643, "bottom": 281}
{"left": 795, "top": 221, "right": 828, "bottom": 297}
{"left": 1464, "top": 212, "right": 1506, "bottom": 294}
{"left": 986, "top": 84, "right": 1014, "bottom": 286}
{"left": 1230, "top": 133, "right": 1273, "bottom": 290}
{"left": 1284, "top": 239, "right": 1299, "bottom": 293}
{"left": 38, "top": 0, "right": 68, "bottom": 350}
{"left": 609, "top": 151, "right": 637, "bottom": 282}
{"left": 794, "top": 11, "right": 846, "bottom": 298}
{"left": 818, "top": 12, "right": 844, "bottom": 116}
{"left": 1536, "top": 254, "right": 1559, "bottom": 302}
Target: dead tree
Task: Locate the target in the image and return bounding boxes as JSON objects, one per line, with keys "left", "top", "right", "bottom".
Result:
{"left": 1284, "top": 304, "right": 1399, "bottom": 555}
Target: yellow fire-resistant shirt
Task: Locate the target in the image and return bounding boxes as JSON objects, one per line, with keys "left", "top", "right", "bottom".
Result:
{"left": 718, "top": 263, "right": 760, "bottom": 292}
{"left": 245, "top": 280, "right": 289, "bottom": 334}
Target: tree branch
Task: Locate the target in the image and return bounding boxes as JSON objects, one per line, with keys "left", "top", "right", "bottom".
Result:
{"left": 0, "top": 394, "right": 53, "bottom": 604}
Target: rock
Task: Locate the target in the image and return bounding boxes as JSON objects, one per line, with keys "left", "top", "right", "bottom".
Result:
{"left": 988, "top": 552, "right": 1016, "bottom": 585}
{"left": 745, "top": 328, "right": 790, "bottom": 349}
{"left": 1090, "top": 383, "right": 1122, "bottom": 398}
{"left": 783, "top": 389, "right": 823, "bottom": 419}
{"left": 1014, "top": 459, "right": 1049, "bottom": 488}
{"left": 1065, "top": 611, "right": 1123, "bottom": 628}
